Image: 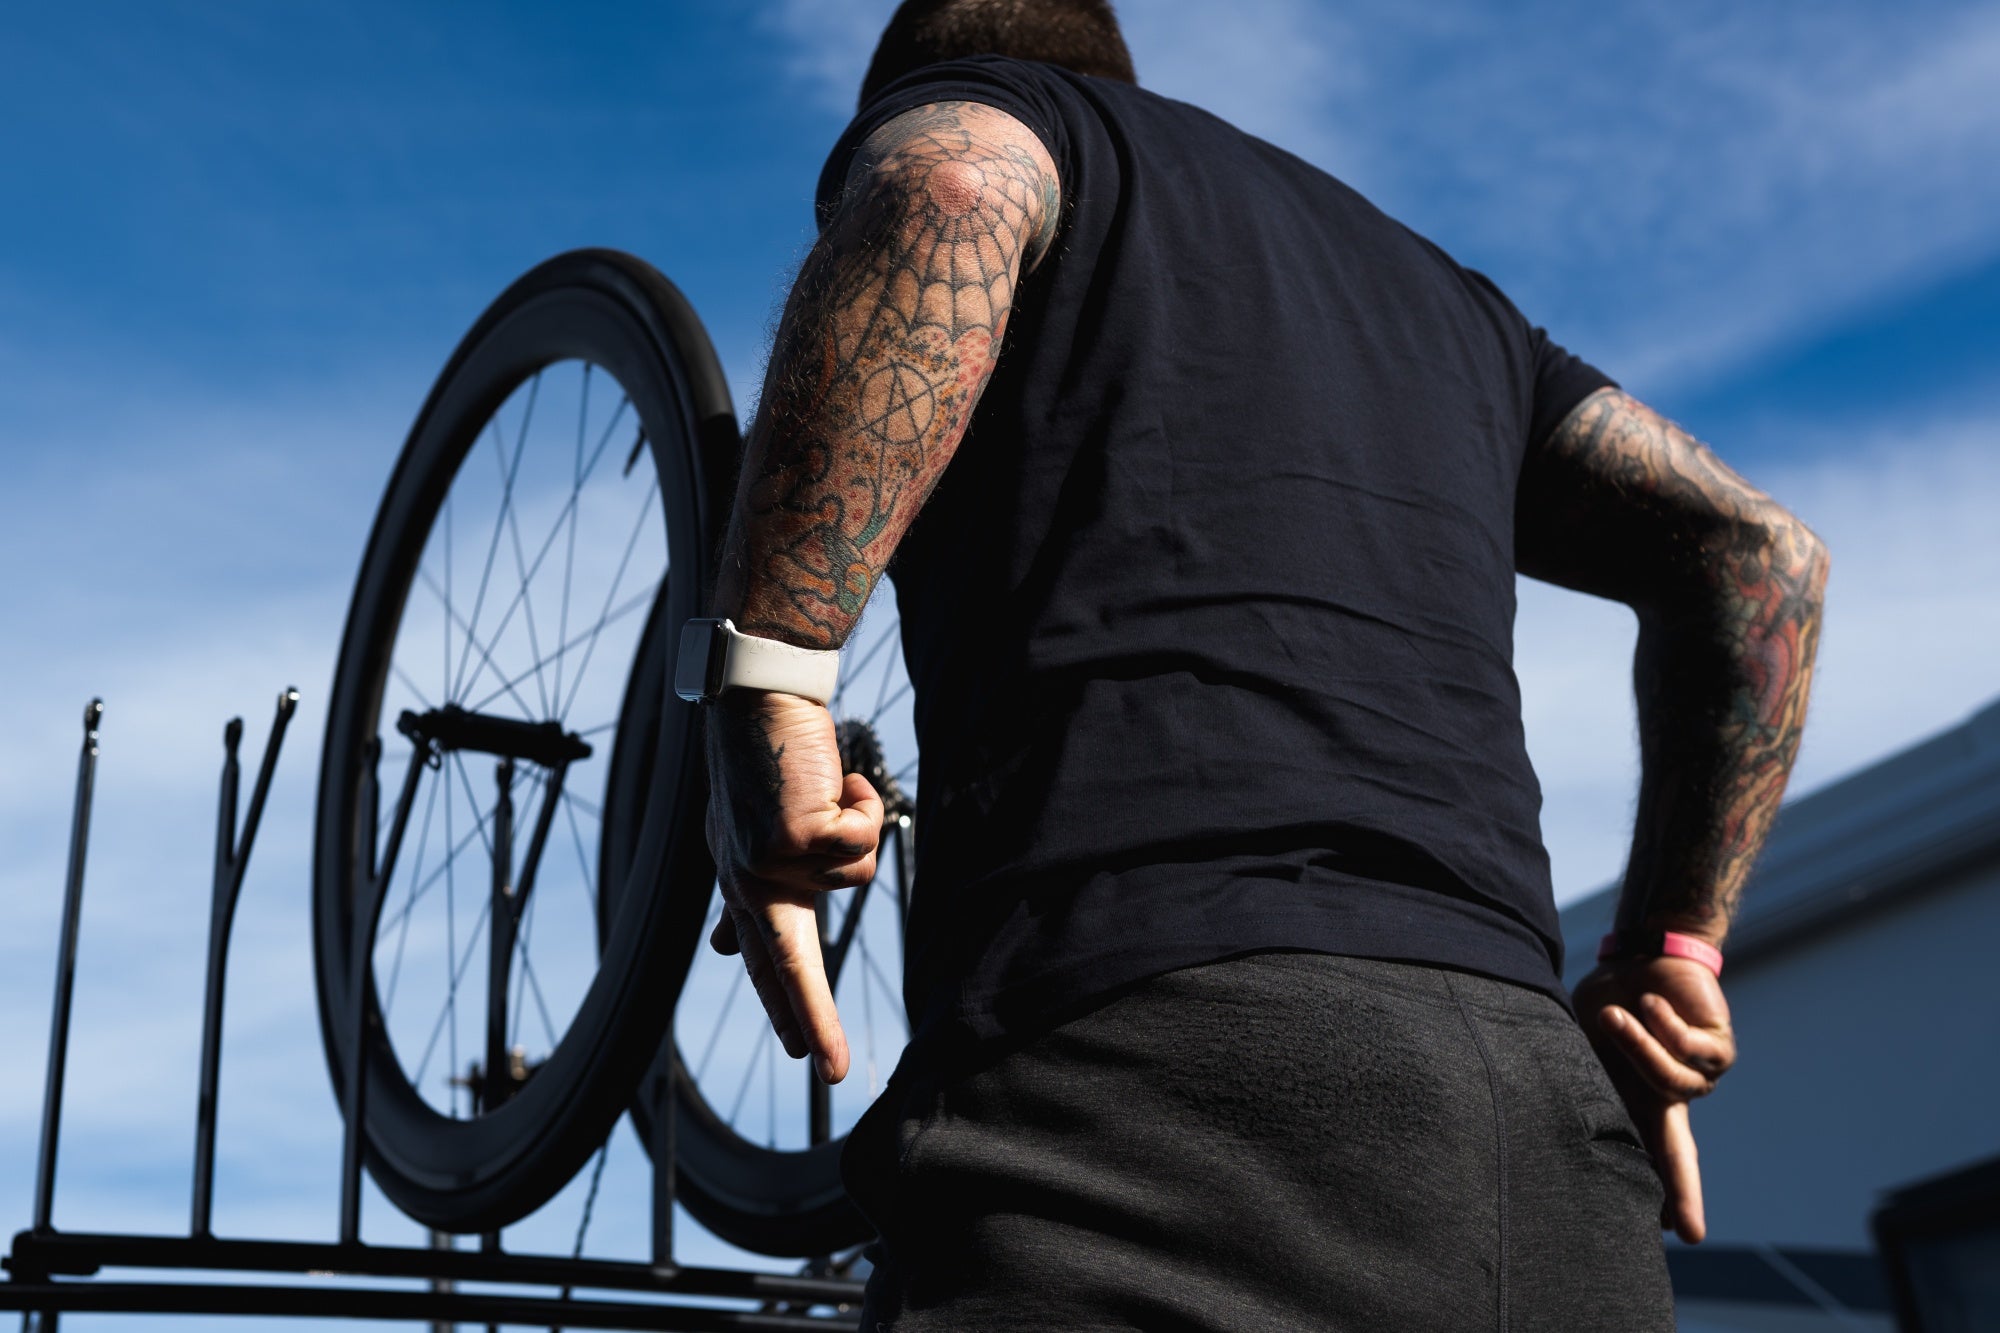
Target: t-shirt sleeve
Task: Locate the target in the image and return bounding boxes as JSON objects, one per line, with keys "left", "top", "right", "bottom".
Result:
{"left": 1524, "top": 324, "right": 1617, "bottom": 448}
{"left": 1459, "top": 266, "right": 1617, "bottom": 448}
{"left": 813, "top": 55, "right": 1072, "bottom": 232}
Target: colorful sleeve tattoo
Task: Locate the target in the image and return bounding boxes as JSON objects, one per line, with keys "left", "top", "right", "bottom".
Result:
{"left": 1518, "top": 388, "right": 1831, "bottom": 942}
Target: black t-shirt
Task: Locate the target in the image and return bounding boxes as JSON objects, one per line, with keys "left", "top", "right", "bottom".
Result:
{"left": 815, "top": 57, "right": 1615, "bottom": 1061}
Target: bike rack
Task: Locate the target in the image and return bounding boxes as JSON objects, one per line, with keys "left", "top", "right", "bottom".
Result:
{"left": 2, "top": 696, "right": 868, "bottom": 1331}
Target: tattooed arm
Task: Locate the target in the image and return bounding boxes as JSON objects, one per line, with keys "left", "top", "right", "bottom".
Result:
{"left": 713, "top": 100, "right": 1061, "bottom": 643}
{"left": 701, "top": 102, "right": 1060, "bottom": 1083}
{"left": 1518, "top": 387, "right": 1830, "bottom": 945}
{"left": 1519, "top": 387, "right": 1829, "bottom": 1242}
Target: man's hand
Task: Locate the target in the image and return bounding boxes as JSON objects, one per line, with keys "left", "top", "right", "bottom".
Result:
{"left": 703, "top": 690, "right": 883, "bottom": 1085}
{"left": 1572, "top": 955, "right": 1737, "bottom": 1243}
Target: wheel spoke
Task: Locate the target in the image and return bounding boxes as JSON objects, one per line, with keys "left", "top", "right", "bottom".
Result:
{"left": 557, "top": 476, "right": 662, "bottom": 722}
{"left": 554, "top": 364, "right": 591, "bottom": 715}
{"left": 859, "top": 930, "right": 909, "bottom": 1039}
{"left": 442, "top": 497, "right": 453, "bottom": 720}
{"left": 412, "top": 893, "right": 496, "bottom": 1091}
{"left": 871, "top": 622, "right": 903, "bottom": 721}
{"left": 867, "top": 679, "right": 914, "bottom": 728}
{"left": 727, "top": 1018, "right": 768, "bottom": 1128}
{"left": 380, "top": 768, "right": 443, "bottom": 1017}
{"left": 766, "top": 1027, "right": 777, "bottom": 1149}
{"left": 452, "top": 474, "right": 592, "bottom": 709}
{"left": 391, "top": 663, "right": 438, "bottom": 715}
{"left": 570, "top": 1140, "right": 612, "bottom": 1261}
{"left": 694, "top": 943, "right": 749, "bottom": 1082}
{"left": 370, "top": 754, "right": 535, "bottom": 1109}
{"left": 511, "top": 909, "right": 562, "bottom": 1053}
{"left": 580, "top": 394, "right": 632, "bottom": 489}
{"left": 464, "top": 579, "right": 660, "bottom": 718}
{"left": 376, "top": 762, "right": 535, "bottom": 940}
{"left": 441, "top": 754, "right": 460, "bottom": 1109}
{"left": 560, "top": 792, "right": 598, "bottom": 914}
{"left": 857, "top": 923, "right": 879, "bottom": 1097}
{"left": 417, "top": 566, "right": 540, "bottom": 721}
{"left": 497, "top": 765, "right": 550, "bottom": 1053}
{"left": 449, "top": 375, "right": 540, "bottom": 708}
{"left": 507, "top": 875, "right": 538, "bottom": 1052}
{"left": 483, "top": 409, "right": 558, "bottom": 718}
{"left": 448, "top": 751, "right": 503, "bottom": 864}
{"left": 454, "top": 388, "right": 635, "bottom": 709}
{"left": 830, "top": 615, "right": 900, "bottom": 715}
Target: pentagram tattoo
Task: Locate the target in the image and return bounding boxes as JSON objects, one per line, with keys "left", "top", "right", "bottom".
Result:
{"left": 713, "top": 100, "right": 1060, "bottom": 646}
{"left": 1517, "top": 387, "right": 1830, "bottom": 942}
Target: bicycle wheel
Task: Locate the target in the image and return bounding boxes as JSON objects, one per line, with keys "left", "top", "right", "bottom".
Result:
{"left": 313, "top": 249, "right": 737, "bottom": 1232}
{"left": 601, "top": 590, "right": 919, "bottom": 1257}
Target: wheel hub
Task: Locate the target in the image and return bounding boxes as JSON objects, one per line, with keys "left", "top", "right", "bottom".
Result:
{"left": 835, "top": 718, "right": 912, "bottom": 821}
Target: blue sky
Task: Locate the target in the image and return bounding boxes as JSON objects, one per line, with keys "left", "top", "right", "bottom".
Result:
{"left": 2, "top": 1, "right": 1996, "bottom": 1326}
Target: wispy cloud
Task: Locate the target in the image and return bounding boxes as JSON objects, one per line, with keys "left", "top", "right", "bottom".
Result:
{"left": 763, "top": 0, "right": 1360, "bottom": 158}
{"left": 758, "top": 0, "right": 888, "bottom": 115}
{"left": 760, "top": 0, "right": 2000, "bottom": 396}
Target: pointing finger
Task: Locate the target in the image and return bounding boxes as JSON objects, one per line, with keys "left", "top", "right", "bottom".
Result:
{"left": 1654, "top": 1101, "right": 1706, "bottom": 1243}
{"left": 753, "top": 893, "right": 850, "bottom": 1084}
{"left": 725, "top": 902, "right": 806, "bottom": 1061}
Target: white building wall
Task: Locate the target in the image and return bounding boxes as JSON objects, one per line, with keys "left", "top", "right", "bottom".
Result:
{"left": 1682, "top": 856, "right": 2000, "bottom": 1251}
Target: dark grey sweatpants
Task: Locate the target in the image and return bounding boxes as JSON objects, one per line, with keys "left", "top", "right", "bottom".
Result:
{"left": 840, "top": 952, "right": 1675, "bottom": 1331}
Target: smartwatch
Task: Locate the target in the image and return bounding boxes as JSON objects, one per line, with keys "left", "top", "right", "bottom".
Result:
{"left": 673, "top": 618, "right": 841, "bottom": 706}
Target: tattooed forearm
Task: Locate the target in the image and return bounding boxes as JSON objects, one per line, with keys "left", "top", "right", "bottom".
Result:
{"left": 1518, "top": 388, "right": 1830, "bottom": 943}
{"left": 711, "top": 101, "right": 1058, "bottom": 647}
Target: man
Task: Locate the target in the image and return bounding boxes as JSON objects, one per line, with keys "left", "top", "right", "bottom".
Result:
{"left": 694, "top": 1, "right": 1829, "bottom": 1327}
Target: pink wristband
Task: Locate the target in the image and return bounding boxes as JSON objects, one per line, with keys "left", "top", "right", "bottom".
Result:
{"left": 1597, "top": 929, "right": 1724, "bottom": 978}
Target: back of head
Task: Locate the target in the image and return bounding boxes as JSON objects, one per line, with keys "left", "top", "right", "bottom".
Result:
{"left": 858, "top": 0, "right": 1136, "bottom": 108}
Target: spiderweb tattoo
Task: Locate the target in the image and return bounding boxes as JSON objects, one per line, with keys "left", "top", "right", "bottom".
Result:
{"left": 715, "top": 101, "right": 1060, "bottom": 647}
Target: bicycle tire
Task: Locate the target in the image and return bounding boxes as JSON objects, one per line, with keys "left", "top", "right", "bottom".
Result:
{"left": 312, "top": 248, "right": 736, "bottom": 1232}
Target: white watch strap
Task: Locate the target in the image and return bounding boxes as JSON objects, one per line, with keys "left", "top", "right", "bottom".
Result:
{"left": 717, "top": 620, "right": 842, "bottom": 705}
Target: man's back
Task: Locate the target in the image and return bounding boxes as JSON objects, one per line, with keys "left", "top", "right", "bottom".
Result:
{"left": 700, "top": 8, "right": 1823, "bottom": 1326}
{"left": 815, "top": 56, "right": 1614, "bottom": 1051}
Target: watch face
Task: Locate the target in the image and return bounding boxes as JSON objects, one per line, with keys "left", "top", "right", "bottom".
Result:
{"left": 673, "top": 619, "right": 723, "bottom": 702}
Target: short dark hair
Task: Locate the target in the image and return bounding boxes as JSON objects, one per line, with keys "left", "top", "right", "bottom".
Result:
{"left": 858, "top": 0, "right": 1136, "bottom": 108}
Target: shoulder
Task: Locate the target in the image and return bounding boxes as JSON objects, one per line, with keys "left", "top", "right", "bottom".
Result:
{"left": 816, "top": 55, "right": 1073, "bottom": 241}
{"left": 834, "top": 100, "right": 1063, "bottom": 270}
